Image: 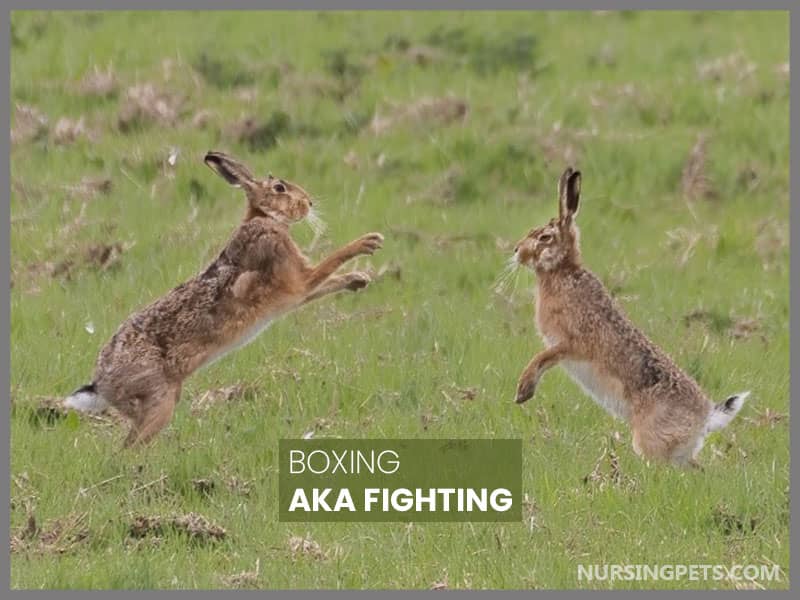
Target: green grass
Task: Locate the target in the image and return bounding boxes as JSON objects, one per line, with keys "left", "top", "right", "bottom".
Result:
{"left": 10, "top": 10, "right": 789, "bottom": 590}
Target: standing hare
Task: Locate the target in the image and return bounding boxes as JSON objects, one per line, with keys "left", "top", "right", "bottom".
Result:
{"left": 511, "top": 167, "right": 748, "bottom": 467}
{"left": 66, "top": 151, "right": 384, "bottom": 447}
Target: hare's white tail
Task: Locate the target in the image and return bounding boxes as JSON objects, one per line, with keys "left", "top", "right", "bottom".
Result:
{"left": 64, "top": 383, "right": 109, "bottom": 414}
{"left": 705, "top": 391, "right": 750, "bottom": 433}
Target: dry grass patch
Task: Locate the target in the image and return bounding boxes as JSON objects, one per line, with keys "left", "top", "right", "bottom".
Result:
{"left": 11, "top": 512, "right": 89, "bottom": 555}
{"left": 128, "top": 512, "right": 226, "bottom": 543}
{"left": 369, "top": 95, "right": 467, "bottom": 135}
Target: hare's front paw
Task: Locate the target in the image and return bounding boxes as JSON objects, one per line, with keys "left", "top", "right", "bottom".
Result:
{"left": 345, "top": 271, "right": 372, "bottom": 291}
{"left": 354, "top": 232, "right": 384, "bottom": 256}
{"left": 515, "top": 376, "right": 538, "bottom": 404}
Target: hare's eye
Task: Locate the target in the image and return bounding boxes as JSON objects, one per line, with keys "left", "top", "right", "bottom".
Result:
{"left": 539, "top": 233, "right": 553, "bottom": 243}
{"left": 273, "top": 183, "right": 286, "bottom": 193}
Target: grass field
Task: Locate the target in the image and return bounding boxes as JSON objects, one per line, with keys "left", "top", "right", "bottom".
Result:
{"left": 9, "top": 10, "right": 790, "bottom": 590}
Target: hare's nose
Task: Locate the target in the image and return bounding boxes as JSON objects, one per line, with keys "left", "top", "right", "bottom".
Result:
{"left": 514, "top": 245, "right": 520, "bottom": 254}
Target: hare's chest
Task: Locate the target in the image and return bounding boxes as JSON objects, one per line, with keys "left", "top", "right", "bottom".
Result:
{"left": 533, "top": 287, "right": 546, "bottom": 336}
{"left": 534, "top": 286, "right": 561, "bottom": 340}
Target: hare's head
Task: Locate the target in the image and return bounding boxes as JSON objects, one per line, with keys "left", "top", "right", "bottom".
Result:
{"left": 514, "top": 167, "right": 582, "bottom": 273}
{"left": 204, "top": 151, "right": 313, "bottom": 224}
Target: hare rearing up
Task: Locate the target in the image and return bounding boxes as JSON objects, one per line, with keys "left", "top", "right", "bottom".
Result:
{"left": 65, "top": 151, "right": 384, "bottom": 447}
{"left": 511, "top": 168, "right": 748, "bottom": 467}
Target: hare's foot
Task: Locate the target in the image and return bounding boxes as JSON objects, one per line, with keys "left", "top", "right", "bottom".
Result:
{"left": 301, "top": 271, "right": 372, "bottom": 306}
{"left": 353, "top": 233, "right": 384, "bottom": 257}
{"left": 343, "top": 271, "right": 371, "bottom": 291}
{"left": 515, "top": 373, "right": 539, "bottom": 404}
{"left": 515, "top": 344, "right": 573, "bottom": 404}
{"left": 304, "top": 234, "right": 383, "bottom": 290}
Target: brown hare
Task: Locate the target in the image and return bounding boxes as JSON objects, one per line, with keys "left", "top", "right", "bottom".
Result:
{"left": 66, "top": 151, "right": 384, "bottom": 447}
{"left": 511, "top": 167, "right": 748, "bottom": 467}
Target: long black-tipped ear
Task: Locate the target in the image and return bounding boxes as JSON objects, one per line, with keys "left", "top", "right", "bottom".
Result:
{"left": 203, "top": 151, "right": 256, "bottom": 189}
{"left": 558, "top": 167, "right": 581, "bottom": 223}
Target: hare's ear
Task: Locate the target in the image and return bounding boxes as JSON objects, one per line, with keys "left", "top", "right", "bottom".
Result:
{"left": 558, "top": 167, "right": 581, "bottom": 223}
{"left": 204, "top": 151, "right": 256, "bottom": 189}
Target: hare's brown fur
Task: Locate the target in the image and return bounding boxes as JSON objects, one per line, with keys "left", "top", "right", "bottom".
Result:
{"left": 74, "top": 151, "right": 383, "bottom": 447}
{"left": 512, "top": 168, "right": 747, "bottom": 466}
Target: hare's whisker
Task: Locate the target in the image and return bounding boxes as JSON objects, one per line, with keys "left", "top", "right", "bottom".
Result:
{"left": 306, "top": 208, "right": 327, "bottom": 239}
{"left": 509, "top": 265, "right": 523, "bottom": 296}
{"left": 492, "top": 258, "right": 520, "bottom": 296}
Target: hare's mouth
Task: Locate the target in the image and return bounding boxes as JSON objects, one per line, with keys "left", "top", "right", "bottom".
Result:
{"left": 511, "top": 244, "right": 535, "bottom": 270}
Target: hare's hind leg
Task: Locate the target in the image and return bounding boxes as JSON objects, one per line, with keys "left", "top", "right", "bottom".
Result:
{"left": 631, "top": 412, "right": 698, "bottom": 467}
{"left": 124, "top": 382, "right": 181, "bottom": 448}
{"left": 668, "top": 429, "right": 708, "bottom": 469}
{"left": 632, "top": 394, "right": 709, "bottom": 468}
{"left": 630, "top": 411, "right": 672, "bottom": 463}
